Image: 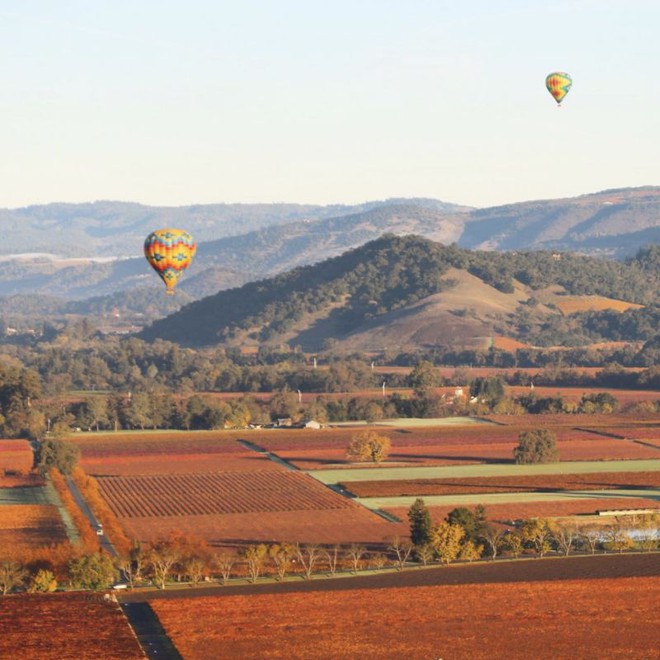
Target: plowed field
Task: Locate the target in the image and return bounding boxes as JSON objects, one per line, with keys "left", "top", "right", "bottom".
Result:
{"left": 0, "top": 439, "right": 33, "bottom": 474}
{"left": 385, "top": 495, "right": 660, "bottom": 525}
{"left": 0, "top": 504, "right": 68, "bottom": 557}
{"left": 0, "top": 593, "right": 144, "bottom": 659}
{"left": 341, "top": 470, "right": 660, "bottom": 497}
{"left": 151, "top": 575, "right": 660, "bottom": 659}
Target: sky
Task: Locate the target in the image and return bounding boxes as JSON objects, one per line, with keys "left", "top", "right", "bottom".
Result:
{"left": 1, "top": 0, "right": 659, "bottom": 209}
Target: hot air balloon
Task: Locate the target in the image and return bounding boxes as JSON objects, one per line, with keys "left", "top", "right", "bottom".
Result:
{"left": 545, "top": 72, "right": 572, "bottom": 106}
{"left": 144, "top": 228, "right": 196, "bottom": 294}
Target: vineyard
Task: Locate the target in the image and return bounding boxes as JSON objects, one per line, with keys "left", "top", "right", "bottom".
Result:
{"left": 97, "top": 471, "right": 355, "bottom": 517}
{"left": 150, "top": 576, "right": 660, "bottom": 660}
{"left": 97, "top": 469, "right": 400, "bottom": 544}
{"left": 340, "top": 470, "right": 660, "bottom": 498}
{"left": 0, "top": 439, "right": 34, "bottom": 474}
{"left": 0, "top": 504, "right": 68, "bottom": 558}
{"left": 384, "top": 495, "right": 660, "bottom": 525}
{"left": 0, "top": 593, "right": 143, "bottom": 659}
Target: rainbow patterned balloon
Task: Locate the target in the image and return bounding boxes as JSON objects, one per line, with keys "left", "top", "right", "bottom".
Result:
{"left": 545, "top": 72, "right": 572, "bottom": 105}
{"left": 144, "top": 228, "right": 196, "bottom": 294}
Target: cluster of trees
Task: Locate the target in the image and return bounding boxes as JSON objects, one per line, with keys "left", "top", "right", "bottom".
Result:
{"left": 406, "top": 500, "right": 659, "bottom": 565}
{"left": 2, "top": 370, "right": 655, "bottom": 441}
{"left": 3, "top": 508, "right": 657, "bottom": 596}
{"left": 0, "top": 556, "right": 115, "bottom": 596}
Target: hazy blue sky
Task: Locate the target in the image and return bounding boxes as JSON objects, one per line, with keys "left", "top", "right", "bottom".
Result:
{"left": 2, "top": 1, "right": 659, "bottom": 208}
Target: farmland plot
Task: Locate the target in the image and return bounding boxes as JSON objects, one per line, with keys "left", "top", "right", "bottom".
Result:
{"left": 98, "top": 470, "right": 403, "bottom": 545}
{"left": 151, "top": 576, "right": 660, "bottom": 660}
{"left": 0, "top": 593, "right": 144, "bottom": 659}
{"left": 0, "top": 504, "right": 69, "bottom": 558}
{"left": 341, "top": 470, "right": 660, "bottom": 497}
{"left": 76, "top": 431, "right": 280, "bottom": 475}
{"left": 384, "top": 495, "right": 660, "bottom": 525}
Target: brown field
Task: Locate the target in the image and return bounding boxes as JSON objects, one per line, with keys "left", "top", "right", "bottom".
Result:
{"left": 75, "top": 429, "right": 281, "bottom": 475}
{"left": 275, "top": 438, "right": 659, "bottom": 470}
{"left": 552, "top": 295, "right": 644, "bottom": 315}
{"left": 490, "top": 413, "right": 657, "bottom": 426}
{"left": 0, "top": 504, "right": 69, "bottom": 558}
{"left": 0, "top": 439, "right": 34, "bottom": 474}
{"left": 121, "top": 507, "right": 405, "bottom": 546}
{"left": 73, "top": 431, "right": 246, "bottom": 456}
{"left": 507, "top": 386, "right": 659, "bottom": 404}
{"left": 76, "top": 420, "right": 658, "bottom": 548}
{"left": 0, "top": 593, "right": 144, "bottom": 659}
{"left": 492, "top": 335, "right": 530, "bottom": 351}
{"left": 341, "top": 471, "right": 660, "bottom": 498}
{"left": 150, "top": 576, "right": 660, "bottom": 660}
{"left": 81, "top": 450, "right": 277, "bottom": 475}
{"left": 98, "top": 470, "right": 404, "bottom": 545}
{"left": 385, "top": 495, "right": 660, "bottom": 525}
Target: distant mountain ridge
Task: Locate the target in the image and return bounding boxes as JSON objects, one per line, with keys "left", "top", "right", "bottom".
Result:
{"left": 0, "top": 188, "right": 657, "bottom": 309}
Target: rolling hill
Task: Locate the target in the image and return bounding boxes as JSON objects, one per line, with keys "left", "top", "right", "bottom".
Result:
{"left": 0, "top": 187, "right": 658, "bottom": 308}
{"left": 138, "top": 235, "right": 658, "bottom": 352}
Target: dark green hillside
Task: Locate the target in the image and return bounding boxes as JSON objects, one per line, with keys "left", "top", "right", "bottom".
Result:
{"left": 139, "top": 235, "right": 658, "bottom": 349}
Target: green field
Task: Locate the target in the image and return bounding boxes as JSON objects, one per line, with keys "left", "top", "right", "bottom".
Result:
{"left": 356, "top": 488, "right": 660, "bottom": 510}
{"left": 0, "top": 486, "right": 53, "bottom": 505}
{"left": 309, "top": 459, "right": 660, "bottom": 485}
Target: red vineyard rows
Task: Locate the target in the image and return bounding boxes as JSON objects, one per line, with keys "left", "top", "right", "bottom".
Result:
{"left": 97, "top": 471, "right": 354, "bottom": 518}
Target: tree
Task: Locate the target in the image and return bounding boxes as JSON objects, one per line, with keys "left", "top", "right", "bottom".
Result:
{"left": 408, "top": 361, "right": 439, "bottom": 398}
{"left": 553, "top": 525, "right": 578, "bottom": 556}
{"left": 244, "top": 544, "right": 268, "bottom": 583}
{"left": 269, "top": 543, "right": 295, "bottom": 581}
{"left": 469, "top": 376, "right": 505, "bottom": 405}
{"left": 29, "top": 569, "right": 57, "bottom": 593}
{"left": 347, "top": 544, "right": 366, "bottom": 573}
{"left": 504, "top": 530, "right": 524, "bottom": 558}
{"left": 408, "top": 498, "right": 432, "bottom": 547}
{"left": 68, "top": 552, "right": 117, "bottom": 591}
{"left": 323, "top": 545, "right": 341, "bottom": 576}
{"left": 346, "top": 430, "right": 390, "bottom": 464}
{"left": 117, "top": 541, "right": 147, "bottom": 589}
{"left": 388, "top": 537, "right": 413, "bottom": 570}
{"left": 458, "top": 539, "right": 482, "bottom": 562}
{"left": 430, "top": 522, "right": 465, "bottom": 565}
{"left": 513, "top": 430, "right": 559, "bottom": 465}
{"left": 637, "top": 513, "right": 660, "bottom": 552}
{"left": 149, "top": 539, "right": 181, "bottom": 589}
{"left": 480, "top": 525, "right": 506, "bottom": 560}
{"left": 521, "top": 518, "right": 554, "bottom": 557}
{"left": 34, "top": 438, "right": 80, "bottom": 476}
{"left": 213, "top": 553, "right": 235, "bottom": 585}
{"left": 295, "top": 544, "right": 321, "bottom": 580}
{"left": 446, "top": 506, "right": 488, "bottom": 544}
{"left": 579, "top": 526, "right": 602, "bottom": 554}
{"left": 603, "top": 523, "right": 635, "bottom": 554}
{"left": 415, "top": 543, "right": 434, "bottom": 566}
{"left": 0, "top": 561, "right": 27, "bottom": 595}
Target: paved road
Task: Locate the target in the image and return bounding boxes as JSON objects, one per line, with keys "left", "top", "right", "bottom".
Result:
{"left": 118, "top": 552, "right": 659, "bottom": 603}
{"left": 65, "top": 476, "right": 118, "bottom": 557}
{"left": 121, "top": 602, "right": 182, "bottom": 660}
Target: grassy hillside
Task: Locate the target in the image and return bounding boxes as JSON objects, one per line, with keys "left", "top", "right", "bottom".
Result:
{"left": 139, "top": 236, "right": 659, "bottom": 351}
